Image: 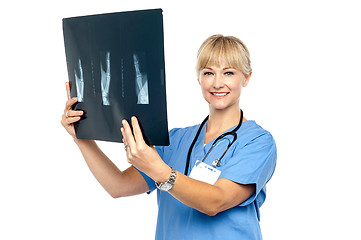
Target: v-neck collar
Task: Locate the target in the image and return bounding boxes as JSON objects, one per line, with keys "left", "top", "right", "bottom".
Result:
{"left": 195, "top": 121, "right": 243, "bottom": 155}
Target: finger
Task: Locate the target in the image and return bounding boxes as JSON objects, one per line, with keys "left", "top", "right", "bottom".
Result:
{"left": 122, "top": 137, "right": 130, "bottom": 153}
{"left": 65, "top": 116, "right": 81, "bottom": 124}
{"left": 65, "top": 97, "right": 78, "bottom": 111}
{"left": 65, "top": 109, "right": 84, "bottom": 118}
{"left": 121, "top": 130, "right": 128, "bottom": 145}
{"left": 131, "top": 116, "right": 146, "bottom": 145}
{"left": 65, "top": 82, "right": 71, "bottom": 100}
{"left": 121, "top": 128, "right": 131, "bottom": 160}
{"left": 122, "top": 119, "right": 136, "bottom": 149}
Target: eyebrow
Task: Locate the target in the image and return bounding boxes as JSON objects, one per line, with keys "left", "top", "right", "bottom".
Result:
{"left": 203, "top": 66, "right": 235, "bottom": 70}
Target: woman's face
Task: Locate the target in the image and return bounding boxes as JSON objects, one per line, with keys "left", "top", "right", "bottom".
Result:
{"left": 198, "top": 63, "right": 250, "bottom": 111}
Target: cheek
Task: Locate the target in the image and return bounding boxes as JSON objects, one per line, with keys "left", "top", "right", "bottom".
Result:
{"left": 199, "top": 77, "right": 212, "bottom": 90}
{"left": 227, "top": 79, "right": 243, "bottom": 91}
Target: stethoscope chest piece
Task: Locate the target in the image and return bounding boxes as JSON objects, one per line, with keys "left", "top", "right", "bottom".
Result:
{"left": 212, "top": 159, "right": 221, "bottom": 168}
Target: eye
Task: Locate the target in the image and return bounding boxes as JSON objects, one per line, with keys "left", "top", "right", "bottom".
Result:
{"left": 224, "top": 71, "right": 234, "bottom": 76}
{"left": 203, "top": 71, "right": 213, "bottom": 76}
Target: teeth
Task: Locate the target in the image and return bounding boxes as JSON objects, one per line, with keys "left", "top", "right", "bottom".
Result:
{"left": 212, "top": 92, "right": 228, "bottom": 96}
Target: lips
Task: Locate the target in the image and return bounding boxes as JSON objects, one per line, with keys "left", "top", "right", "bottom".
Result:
{"left": 211, "top": 92, "right": 229, "bottom": 97}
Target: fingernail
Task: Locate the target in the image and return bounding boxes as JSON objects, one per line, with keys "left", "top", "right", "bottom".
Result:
{"left": 132, "top": 116, "right": 136, "bottom": 121}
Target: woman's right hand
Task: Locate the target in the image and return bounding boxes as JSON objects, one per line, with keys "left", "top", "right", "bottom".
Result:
{"left": 61, "top": 82, "right": 83, "bottom": 139}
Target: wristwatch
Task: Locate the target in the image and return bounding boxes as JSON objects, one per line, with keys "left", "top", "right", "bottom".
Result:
{"left": 156, "top": 168, "right": 177, "bottom": 191}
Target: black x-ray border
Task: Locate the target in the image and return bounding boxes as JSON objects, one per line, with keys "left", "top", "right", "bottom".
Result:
{"left": 63, "top": 9, "right": 169, "bottom": 146}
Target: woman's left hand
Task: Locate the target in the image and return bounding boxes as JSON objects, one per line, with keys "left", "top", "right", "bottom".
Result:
{"left": 121, "top": 116, "right": 171, "bottom": 183}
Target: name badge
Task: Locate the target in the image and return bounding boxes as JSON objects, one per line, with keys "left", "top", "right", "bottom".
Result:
{"left": 189, "top": 160, "right": 221, "bottom": 185}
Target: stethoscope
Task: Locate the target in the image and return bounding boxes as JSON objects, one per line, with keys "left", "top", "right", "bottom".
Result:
{"left": 184, "top": 109, "right": 244, "bottom": 175}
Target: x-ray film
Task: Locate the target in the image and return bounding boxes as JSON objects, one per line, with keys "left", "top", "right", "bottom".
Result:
{"left": 63, "top": 9, "right": 169, "bottom": 146}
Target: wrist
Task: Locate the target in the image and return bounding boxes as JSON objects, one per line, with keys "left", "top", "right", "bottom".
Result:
{"left": 156, "top": 167, "right": 177, "bottom": 192}
{"left": 153, "top": 164, "right": 172, "bottom": 183}
{"left": 73, "top": 138, "right": 94, "bottom": 146}
{"left": 73, "top": 137, "right": 80, "bottom": 144}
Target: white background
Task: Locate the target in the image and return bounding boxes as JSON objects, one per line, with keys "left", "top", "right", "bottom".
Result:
{"left": 1, "top": 0, "right": 360, "bottom": 239}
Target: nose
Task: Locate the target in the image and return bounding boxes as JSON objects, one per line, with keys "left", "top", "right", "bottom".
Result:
{"left": 213, "top": 74, "right": 225, "bottom": 89}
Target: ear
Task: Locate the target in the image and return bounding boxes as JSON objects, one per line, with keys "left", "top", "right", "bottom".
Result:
{"left": 243, "top": 72, "right": 252, "bottom": 87}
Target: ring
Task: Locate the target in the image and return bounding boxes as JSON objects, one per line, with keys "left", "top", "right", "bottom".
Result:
{"left": 65, "top": 111, "right": 69, "bottom": 118}
{"left": 124, "top": 144, "right": 129, "bottom": 150}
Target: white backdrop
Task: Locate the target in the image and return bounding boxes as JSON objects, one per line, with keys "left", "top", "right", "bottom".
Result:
{"left": 1, "top": 0, "right": 360, "bottom": 239}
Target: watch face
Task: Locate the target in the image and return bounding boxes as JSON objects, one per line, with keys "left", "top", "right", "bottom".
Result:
{"left": 160, "top": 182, "right": 172, "bottom": 191}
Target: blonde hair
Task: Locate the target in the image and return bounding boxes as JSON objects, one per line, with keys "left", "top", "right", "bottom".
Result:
{"left": 196, "top": 34, "right": 252, "bottom": 77}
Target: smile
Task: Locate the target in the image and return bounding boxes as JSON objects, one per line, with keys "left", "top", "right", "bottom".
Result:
{"left": 211, "top": 92, "right": 229, "bottom": 96}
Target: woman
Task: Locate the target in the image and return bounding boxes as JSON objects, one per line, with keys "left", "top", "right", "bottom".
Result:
{"left": 61, "top": 34, "right": 277, "bottom": 239}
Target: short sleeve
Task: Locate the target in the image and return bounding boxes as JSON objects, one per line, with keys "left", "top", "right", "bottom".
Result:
{"left": 219, "top": 132, "right": 277, "bottom": 206}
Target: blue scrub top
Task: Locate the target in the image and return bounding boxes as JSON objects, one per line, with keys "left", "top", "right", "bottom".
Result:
{"left": 139, "top": 120, "right": 277, "bottom": 240}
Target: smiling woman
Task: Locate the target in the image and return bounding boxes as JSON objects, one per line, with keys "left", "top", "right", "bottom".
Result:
{"left": 198, "top": 65, "right": 250, "bottom": 112}
{"left": 61, "top": 34, "right": 277, "bottom": 240}
{"left": 196, "top": 35, "right": 252, "bottom": 114}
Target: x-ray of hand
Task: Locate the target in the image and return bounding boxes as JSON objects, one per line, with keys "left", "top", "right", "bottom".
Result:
{"left": 74, "top": 59, "right": 84, "bottom": 102}
{"left": 133, "top": 53, "right": 149, "bottom": 105}
{"left": 101, "top": 52, "right": 111, "bottom": 105}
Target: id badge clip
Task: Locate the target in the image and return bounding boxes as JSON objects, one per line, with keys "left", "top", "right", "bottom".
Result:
{"left": 189, "top": 160, "right": 221, "bottom": 185}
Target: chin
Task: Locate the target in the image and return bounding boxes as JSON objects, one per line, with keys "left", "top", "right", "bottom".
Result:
{"left": 208, "top": 101, "right": 239, "bottom": 111}
{"left": 209, "top": 104, "right": 232, "bottom": 111}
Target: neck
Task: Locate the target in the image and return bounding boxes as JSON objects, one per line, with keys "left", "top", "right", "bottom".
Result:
{"left": 206, "top": 105, "right": 243, "bottom": 135}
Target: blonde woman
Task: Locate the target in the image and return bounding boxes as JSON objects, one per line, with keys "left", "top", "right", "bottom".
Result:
{"left": 61, "top": 34, "right": 277, "bottom": 240}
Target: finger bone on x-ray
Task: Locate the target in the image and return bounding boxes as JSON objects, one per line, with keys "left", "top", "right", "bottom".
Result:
{"left": 133, "top": 53, "right": 149, "bottom": 104}
{"left": 101, "top": 51, "right": 111, "bottom": 105}
{"left": 74, "top": 59, "right": 84, "bottom": 102}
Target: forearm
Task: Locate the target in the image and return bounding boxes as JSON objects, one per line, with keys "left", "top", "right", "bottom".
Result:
{"left": 136, "top": 157, "right": 224, "bottom": 215}
{"left": 143, "top": 164, "right": 224, "bottom": 215}
{"left": 166, "top": 170, "right": 255, "bottom": 216}
{"left": 74, "top": 139, "right": 131, "bottom": 197}
{"left": 169, "top": 172, "right": 225, "bottom": 216}
{"left": 62, "top": 89, "right": 147, "bottom": 197}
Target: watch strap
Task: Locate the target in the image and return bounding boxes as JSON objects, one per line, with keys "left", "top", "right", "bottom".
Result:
{"left": 156, "top": 168, "right": 177, "bottom": 191}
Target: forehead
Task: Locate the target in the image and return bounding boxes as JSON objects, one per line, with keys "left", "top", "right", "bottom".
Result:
{"left": 203, "top": 54, "right": 241, "bottom": 70}
{"left": 196, "top": 38, "right": 245, "bottom": 73}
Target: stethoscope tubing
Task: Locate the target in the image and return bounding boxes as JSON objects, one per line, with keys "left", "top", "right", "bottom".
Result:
{"left": 184, "top": 109, "right": 243, "bottom": 175}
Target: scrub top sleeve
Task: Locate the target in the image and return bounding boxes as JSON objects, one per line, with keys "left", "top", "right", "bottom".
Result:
{"left": 219, "top": 132, "right": 277, "bottom": 206}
